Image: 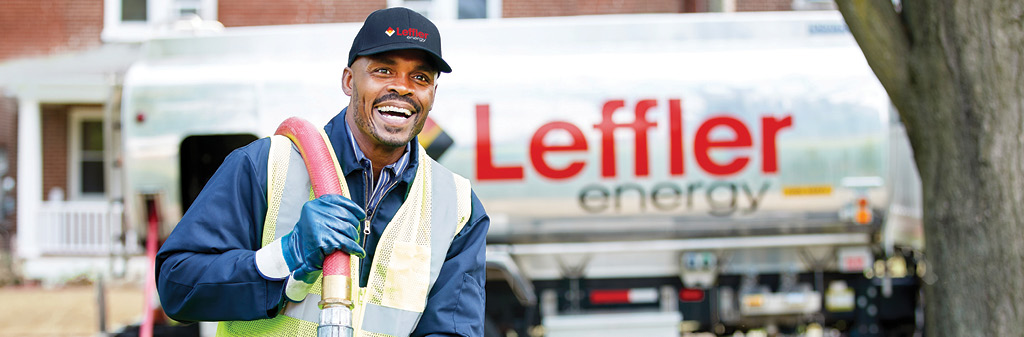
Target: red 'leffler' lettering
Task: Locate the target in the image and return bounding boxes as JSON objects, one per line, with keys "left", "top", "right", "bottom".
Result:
{"left": 761, "top": 115, "right": 792, "bottom": 173}
{"left": 694, "top": 116, "right": 752, "bottom": 176}
{"left": 474, "top": 99, "right": 792, "bottom": 181}
{"left": 530, "top": 121, "right": 588, "bottom": 180}
{"left": 593, "top": 99, "right": 659, "bottom": 178}
{"left": 395, "top": 27, "right": 429, "bottom": 39}
{"left": 669, "top": 99, "right": 685, "bottom": 176}
{"left": 476, "top": 104, "right": 524, "bottom": 180}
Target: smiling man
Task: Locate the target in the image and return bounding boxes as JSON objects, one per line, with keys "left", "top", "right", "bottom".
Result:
{"left": 155, "top": 7, "right": 489, "bottom": 337}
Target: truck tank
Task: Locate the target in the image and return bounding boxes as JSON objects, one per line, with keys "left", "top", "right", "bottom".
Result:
{"left": 120, "top": 11, "right": 921, "bottom": 337}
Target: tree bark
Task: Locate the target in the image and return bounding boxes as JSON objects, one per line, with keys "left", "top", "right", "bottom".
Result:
{"left": 837, "top": 0, "right": 1024, "bottom": 335}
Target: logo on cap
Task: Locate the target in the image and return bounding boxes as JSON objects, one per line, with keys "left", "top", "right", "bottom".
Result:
{"left": 380, "top": 27, "right": 429, "bottom": 43}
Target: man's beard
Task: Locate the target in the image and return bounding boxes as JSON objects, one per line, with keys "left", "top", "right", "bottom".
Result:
{"left": 351, "top": 92, "right": 425, "bottom": 148}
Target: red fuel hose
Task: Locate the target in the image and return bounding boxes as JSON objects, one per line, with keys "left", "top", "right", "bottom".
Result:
{"left": 275, "top": 117, "right": 353, "bottom": 336}
{"left": 140, "top": 199, "right": 160, "bottom": 337}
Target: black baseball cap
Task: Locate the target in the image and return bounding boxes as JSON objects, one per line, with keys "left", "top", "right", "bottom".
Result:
{"left": 348, "top": 7, "right": 452, "bottom": 73}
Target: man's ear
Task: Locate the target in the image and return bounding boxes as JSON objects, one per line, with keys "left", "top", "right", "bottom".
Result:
{"left": 341, "top": 67, "right": 354, "bottom": 96}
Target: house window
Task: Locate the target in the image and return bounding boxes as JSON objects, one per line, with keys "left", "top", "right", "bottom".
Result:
{"left": 103, "top": 0, "right": 219, "bottom": 42}
{"left": 79, "top": 121, "right": 105, "bottom": 195}
{"left": 69, "top": 108, "right": 106, "bottom": 200}
{"left": 458, "top": 0, "right": 487, "bottom": 19}
{"left": 388, "top": 0, "right": 502, "bottom": 20}
{"left": 400, "top": 0, "right": 434, "bottom": 18}
{"left": 121, "top": 0, "right": 148, "bottom": 21}
{"left": 175, "top": 0, "right": 202, "bottom": 16}
{"left": 792, "top": 0, "right": 837, "bottom": 10}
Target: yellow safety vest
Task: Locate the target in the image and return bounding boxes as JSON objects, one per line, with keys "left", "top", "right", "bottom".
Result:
{"left": 217, "top": 131, "right": 472, "bottom": 336}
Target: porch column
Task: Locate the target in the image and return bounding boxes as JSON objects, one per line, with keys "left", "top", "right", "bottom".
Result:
{"left": 16, "top": 97, "right": 41, "bottom": 258}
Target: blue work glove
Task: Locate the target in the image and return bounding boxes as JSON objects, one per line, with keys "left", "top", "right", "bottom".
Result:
{"left": 255, "top": 194, "right": 366, "bottom": 302}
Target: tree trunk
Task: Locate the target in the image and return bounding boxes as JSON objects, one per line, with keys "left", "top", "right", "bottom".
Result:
{"left": 836, "top": 0, "right": 1024, "bottom": 335}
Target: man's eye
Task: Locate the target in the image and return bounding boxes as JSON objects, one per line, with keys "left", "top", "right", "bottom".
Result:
{"left": 374, "top": 68, "right": 391, "bottom": 74}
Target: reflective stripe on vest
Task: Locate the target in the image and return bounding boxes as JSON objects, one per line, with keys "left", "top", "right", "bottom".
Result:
{"left": 218, "top": 134, "right": 471, "bottom": 337}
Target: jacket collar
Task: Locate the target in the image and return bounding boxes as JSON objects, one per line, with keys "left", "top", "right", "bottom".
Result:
{"left": 325, "top": 107, "right": 421, "bottom": 184}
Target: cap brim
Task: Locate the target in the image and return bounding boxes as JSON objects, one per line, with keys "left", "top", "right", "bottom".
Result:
{"left": 356, "top": 42, "right": 452, "bottom": 73}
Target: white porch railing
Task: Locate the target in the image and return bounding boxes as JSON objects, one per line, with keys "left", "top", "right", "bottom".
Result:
{"left": 37, "top": 201, "right": 134, "bottom": 256}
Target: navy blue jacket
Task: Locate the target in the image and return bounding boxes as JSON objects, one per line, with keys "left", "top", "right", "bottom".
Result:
{"left": 156, "top": 109, "right": 489, "bottom": 337}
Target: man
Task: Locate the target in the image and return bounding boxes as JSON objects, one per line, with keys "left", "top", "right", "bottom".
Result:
{"left": 155, "top": 7, "right": 488, "bottom": 337}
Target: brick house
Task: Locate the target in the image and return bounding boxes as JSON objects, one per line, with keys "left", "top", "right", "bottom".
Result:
{"left": 0, "top": 0, "right": 833, "bottom": 281}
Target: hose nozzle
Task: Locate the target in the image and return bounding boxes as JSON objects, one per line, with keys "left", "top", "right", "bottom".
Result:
{"left": 317, "top": 306, "right": 353, "bottom": 337}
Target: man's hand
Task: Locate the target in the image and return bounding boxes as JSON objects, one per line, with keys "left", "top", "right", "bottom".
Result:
{"left": 284, "top": 194, "right": 366, "bottom": 281}
{"left": 255, "top": 194, "right": 366, "bottom": 302}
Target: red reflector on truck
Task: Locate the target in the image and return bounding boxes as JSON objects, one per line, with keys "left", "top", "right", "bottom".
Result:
{"left": 590, "top": 290, "right": 631, "bottom": 304}
{"left": 589, "top": 288, "right": 659, "bottom": 305}
{"left": 680, "top": 288, "right": 705, "bottom": 302}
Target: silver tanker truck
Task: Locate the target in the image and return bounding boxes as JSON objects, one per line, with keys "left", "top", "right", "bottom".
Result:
{"left": 120, "top": 10, "right": 923, "bottom": 337}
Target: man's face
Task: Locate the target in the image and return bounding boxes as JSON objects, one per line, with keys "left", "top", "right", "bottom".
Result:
{"left": 343, "top": 49, "right": 438, "bottom": 150}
